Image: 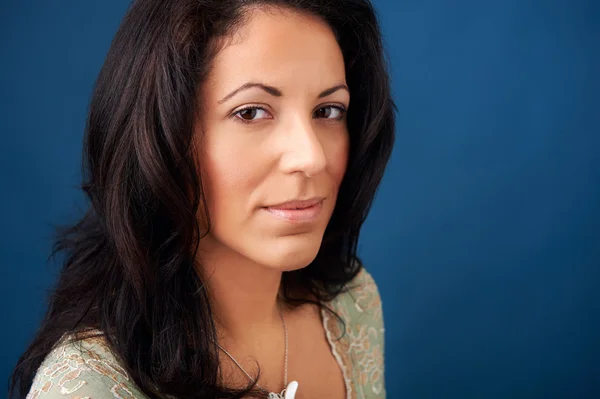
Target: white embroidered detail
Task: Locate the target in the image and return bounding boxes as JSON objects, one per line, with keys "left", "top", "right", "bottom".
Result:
{"left": 321, "top": 306, "right": 353, "bottom": 399}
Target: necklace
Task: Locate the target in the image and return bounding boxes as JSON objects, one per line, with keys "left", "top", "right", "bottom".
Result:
{"left": 216, "top": 304, "right": 299, "bottom": 399}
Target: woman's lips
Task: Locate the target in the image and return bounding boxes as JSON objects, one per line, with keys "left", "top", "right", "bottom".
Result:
{"left": 263, "top": 198, "right": 324, "bottom": 222}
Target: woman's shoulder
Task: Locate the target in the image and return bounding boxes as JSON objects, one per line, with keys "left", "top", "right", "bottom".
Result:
{"left": 26, "top": 330, "right": 146, "bottom": 399}
{"left": 322, "top": 263, "right": 386, "bottom": 397}
{"left": 334, "top": 263, "right": 384, "bottom": 325}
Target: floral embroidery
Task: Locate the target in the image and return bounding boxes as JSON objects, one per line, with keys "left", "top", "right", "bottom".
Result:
{"left": 322, "top": 268, "right": 386, "bottom": 398}
{"left": 350, "top": 271, "right": 384, "bottom": 322}
{"left": 348, "top": 325, "right": 385, "bottom": 395}
{"left": 27, "top": 333, "right": 137, "bottom": 399}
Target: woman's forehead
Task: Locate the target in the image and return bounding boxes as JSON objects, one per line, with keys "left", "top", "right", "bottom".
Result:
{"left": 204, "top": 8, "right": 346, "bottom": 97}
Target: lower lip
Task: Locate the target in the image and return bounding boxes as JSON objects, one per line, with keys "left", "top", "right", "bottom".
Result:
{"left": 263, "top": 201, "right": 324, "bottom": 222}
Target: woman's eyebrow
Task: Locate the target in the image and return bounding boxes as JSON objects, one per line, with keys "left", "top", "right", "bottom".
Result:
{"left": 219, "top": 83, "right": 281, "bottom": 104}
{"left": 318, "top": 84, "right": 349, "bottom": 98}
{"left": 218, "top": 82, "right": 349, "bottom": 104}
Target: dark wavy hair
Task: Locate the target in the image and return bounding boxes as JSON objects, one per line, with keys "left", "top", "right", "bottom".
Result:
{"left": 9, "top": 0, "right": 395, "bottom": 398}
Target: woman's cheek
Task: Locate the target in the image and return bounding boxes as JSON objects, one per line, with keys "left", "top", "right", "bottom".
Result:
{"left": 328, "top": 133, "right": 350, "bottom": 184}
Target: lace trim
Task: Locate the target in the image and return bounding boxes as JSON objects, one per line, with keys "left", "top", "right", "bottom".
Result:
{"left": 320, "top": 307, "right": 353, "bottom": 399}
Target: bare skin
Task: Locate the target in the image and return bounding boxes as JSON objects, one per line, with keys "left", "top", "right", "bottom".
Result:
{"left": 195, "top": 6, "right": 349, "bottom": 398}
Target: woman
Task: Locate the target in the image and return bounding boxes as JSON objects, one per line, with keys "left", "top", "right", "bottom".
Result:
{"left": 10, "top": 0, "right": 395, "bottom": 398}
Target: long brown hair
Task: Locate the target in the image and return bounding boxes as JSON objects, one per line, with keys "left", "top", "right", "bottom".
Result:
{"left": 9, "top": 0, "right": 395, "bottom": 398}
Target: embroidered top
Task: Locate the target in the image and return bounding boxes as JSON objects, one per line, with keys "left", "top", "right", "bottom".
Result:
{"left": 26, "top": 268, "right": 385, "bottom": 399}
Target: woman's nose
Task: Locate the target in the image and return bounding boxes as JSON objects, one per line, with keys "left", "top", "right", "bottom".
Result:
{"left": 279, "top": 116, "right": 327, "bottom": 177}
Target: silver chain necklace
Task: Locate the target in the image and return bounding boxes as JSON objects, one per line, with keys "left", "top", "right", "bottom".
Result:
{"left": 216, "top": 304, "right": 298, "bottom": 399}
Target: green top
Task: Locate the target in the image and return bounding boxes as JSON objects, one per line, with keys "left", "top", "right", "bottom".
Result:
{"left": 26, "top": 268, "right": 385, "bottom": 399}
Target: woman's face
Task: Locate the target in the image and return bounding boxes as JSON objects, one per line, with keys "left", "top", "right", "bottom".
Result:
{"left": 196, "top": 7, "right": 349, "bottom": 271}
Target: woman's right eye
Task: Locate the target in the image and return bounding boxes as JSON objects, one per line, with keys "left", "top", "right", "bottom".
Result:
{"left": 233, "top": 107, "right": 271, "bottom": 123}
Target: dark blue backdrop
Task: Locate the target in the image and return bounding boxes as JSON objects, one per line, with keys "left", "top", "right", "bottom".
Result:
{"left": 1, "top": 0, "right": 599, "bottom": 397}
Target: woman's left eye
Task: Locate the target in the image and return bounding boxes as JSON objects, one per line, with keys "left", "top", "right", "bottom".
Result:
{"left": 314, "top": 105, "right": 346, "bottom": 120}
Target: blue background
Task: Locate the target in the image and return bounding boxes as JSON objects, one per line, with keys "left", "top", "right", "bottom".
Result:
{"left": 1, "top": 0, "right": 599, "bottom": 397}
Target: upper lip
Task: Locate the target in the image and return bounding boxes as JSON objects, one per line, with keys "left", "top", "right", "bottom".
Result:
{"left": 265, "top": 197, "right": 325, "bottom": 209}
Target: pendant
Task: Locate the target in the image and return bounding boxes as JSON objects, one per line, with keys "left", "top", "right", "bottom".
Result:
{"left": 268, "top": 381, "right": 298, "bottom": 399}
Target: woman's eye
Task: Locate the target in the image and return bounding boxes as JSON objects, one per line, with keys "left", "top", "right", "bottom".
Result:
{"left": 314, "top": 106, "right": 346, "bottom": 120}
{"left": 232, "top": 105, "right": 346, "bottom": 124}
{"left": 233, "top": 107, "right": 270, "bottom": 123}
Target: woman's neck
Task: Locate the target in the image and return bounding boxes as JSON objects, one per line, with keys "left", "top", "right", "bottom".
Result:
{"left": 196, "top": 241, "right": 285, "bottom": 347}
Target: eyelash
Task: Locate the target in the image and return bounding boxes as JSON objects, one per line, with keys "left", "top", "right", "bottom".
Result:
{"left": 231, "top": 104, "right": 347, "bottom": 125}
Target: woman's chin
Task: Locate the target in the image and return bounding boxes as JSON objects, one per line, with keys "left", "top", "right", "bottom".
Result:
{"left": 256, "top": 238, "right": 323, "bottom": 272}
